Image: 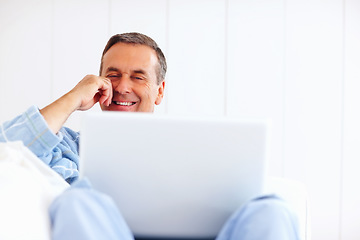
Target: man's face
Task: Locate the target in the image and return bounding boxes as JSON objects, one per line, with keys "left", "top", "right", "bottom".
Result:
{"left": 100, "top": 42, "right": 165, "bottom": 112}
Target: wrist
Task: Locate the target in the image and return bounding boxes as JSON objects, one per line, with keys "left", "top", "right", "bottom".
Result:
{"left": 61, "top": 91, "right": 81, "bottom": 113}
{"left": 40, "top": 93, "right": 79, "bottom": 134}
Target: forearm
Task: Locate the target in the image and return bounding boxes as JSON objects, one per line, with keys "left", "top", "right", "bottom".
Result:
{"left": 40, "top": 92, "right": 80, "bottom": 134}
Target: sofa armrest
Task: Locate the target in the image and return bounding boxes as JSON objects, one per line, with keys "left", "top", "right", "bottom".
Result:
{"left": 264, "top": 177, "right": 311, "bottom": 240}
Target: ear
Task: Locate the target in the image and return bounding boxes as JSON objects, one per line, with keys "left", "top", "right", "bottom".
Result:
{"left": 155, "top": 81, "right": 165, "bottom": 105}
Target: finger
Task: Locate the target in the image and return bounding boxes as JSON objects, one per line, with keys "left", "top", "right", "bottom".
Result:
{"left": 99, "top": 78, "right": 113, "bottom": 106}
{"left": 94, "top": 92, "right": 101, "bottom": 104}
{"left": 103, "top": 78, "right": 113, "bottom": 106}
{"left": 99, "top": 90, "right": 112, "bottom": 106}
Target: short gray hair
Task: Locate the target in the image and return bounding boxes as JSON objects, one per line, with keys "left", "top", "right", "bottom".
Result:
{"left": 100, "top": 32, "right": 167, "bottom": 84}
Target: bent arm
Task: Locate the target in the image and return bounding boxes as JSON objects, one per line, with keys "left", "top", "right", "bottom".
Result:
{"left": 40, "top": 92, "right": 79, "bottom": 135}
{"left": 40, "top": 75, "right": 112, "bottom": 134}
{"left": 0, "top": 75, "right": 111, "bottom": 183}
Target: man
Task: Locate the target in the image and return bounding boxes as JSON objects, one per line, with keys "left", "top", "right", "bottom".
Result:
{"left": 40, "top": 33, "right": 166, "bottom": 134}
{"left": 0, "top": 33, "right": 300, "bottom": 240}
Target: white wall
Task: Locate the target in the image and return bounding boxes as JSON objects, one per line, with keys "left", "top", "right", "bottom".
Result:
{"left": 0, "top": 0, "right": 359, "bottom": 239}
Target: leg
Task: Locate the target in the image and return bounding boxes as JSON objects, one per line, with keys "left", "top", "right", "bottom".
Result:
{"left": 49, "top": 178, "right": 134, "bottom": 240}
{"left": 216, "top": 195, "right": 300, "bottom": 240}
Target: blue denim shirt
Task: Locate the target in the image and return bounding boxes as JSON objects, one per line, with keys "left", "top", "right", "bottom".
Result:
{"left": 0, "top": 106, "right": 80, "bottom": 183}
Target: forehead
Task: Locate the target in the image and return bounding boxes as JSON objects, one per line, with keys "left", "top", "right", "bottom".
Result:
{"left": 102, "top": 43, "right": 158, "bottom": 73}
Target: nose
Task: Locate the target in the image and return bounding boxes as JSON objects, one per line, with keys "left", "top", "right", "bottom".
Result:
{"left": 112, "top": 76, "right": 132, "bottom": 94}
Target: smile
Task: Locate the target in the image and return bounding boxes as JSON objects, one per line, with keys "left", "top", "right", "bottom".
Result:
{"left": 113, "top": 101, "right": 136, "bottom": 106}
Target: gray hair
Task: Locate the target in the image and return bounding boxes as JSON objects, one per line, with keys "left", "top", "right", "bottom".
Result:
{"left": 100, "top": 32, "right": 167, "bottom": 84}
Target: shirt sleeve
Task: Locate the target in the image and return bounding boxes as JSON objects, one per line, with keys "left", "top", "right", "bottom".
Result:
{"left": 0, "top": 106, "right": 80, "bottom": 183}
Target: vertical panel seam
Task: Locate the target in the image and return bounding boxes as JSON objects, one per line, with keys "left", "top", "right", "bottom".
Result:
{"left": 50, "top": 0, "right": 54, "bottom": 102}
{"left": 165, "top": 0, "right": 170, "bottom": 114}
{"left": 339, "top": 0, "right": 346, "bottom": 239}
{"left": 108, "top": 0, "right": 112, "bottom": 37}
{"left": 282, "top": 0, "right": 287, "bottom": 178}
{"left": 224, "top": 0, "right": 229, "bottom": 117}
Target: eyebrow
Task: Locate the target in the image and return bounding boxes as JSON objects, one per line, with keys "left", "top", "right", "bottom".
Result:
{"left": 105, "top": 67, "right": 119, "bottom": 73}
{"left": 133, "top": 69, "right": 147, "bottom": 75}
{"left": 105, "top": 67, "right": 147, "bottom": 74}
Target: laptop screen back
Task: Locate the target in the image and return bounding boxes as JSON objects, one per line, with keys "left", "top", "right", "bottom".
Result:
{"left": 80, "top": 112, "right": 269, "bottom": 238}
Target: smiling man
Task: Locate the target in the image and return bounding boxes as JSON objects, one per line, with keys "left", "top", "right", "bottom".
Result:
{"left": 40, "top": 33, "right": 166, "bottom": 135}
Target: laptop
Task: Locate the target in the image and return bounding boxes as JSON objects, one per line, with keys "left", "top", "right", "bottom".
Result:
{"left": 79, "top": 112, "right": 269, "bottom": 239}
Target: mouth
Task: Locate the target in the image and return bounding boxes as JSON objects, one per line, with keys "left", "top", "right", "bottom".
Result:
{"left": 112, "top": 101, "right": 136, "bottom": 106}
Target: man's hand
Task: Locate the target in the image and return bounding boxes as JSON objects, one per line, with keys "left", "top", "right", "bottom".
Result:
{"left": 67, "top": 75, "right": 113, "bottom": 111}
{"left": 40, "top": 75, "right": 113, "bottom": 134}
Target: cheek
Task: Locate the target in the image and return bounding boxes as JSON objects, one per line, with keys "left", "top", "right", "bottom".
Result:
{"left": 139, "top": 82, "right": 158, "bottom": 98}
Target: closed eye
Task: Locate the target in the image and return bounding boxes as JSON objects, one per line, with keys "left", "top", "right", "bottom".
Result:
{"left": 107, "top": 74, "right": 120, "bottom": 79}
{"left": 132, "top": 76, "right": 145, "bottom": 80}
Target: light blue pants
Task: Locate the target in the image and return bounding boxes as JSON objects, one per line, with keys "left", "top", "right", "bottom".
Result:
{"left": 49, "top": 179, "right": 300, "bottom": 240}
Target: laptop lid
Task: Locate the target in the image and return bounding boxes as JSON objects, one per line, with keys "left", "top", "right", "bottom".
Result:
{"left": 79, "top": 112, "right": 269, "bottom": 239}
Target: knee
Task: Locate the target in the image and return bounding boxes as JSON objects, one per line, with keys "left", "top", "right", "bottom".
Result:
{"left": 238, "top": 195, "right": 299, "bottom": 228}
{"left": 245, "top": 195, "right": 296, "bottom": 219}
{"left": 220, "top": 195, "right": 300, "bottom": 240}
{"left": 49, "top": 179, "right": 134, "bottom": 240}
{"left": 49, "top": 180, "right": 117, "bottom": 221}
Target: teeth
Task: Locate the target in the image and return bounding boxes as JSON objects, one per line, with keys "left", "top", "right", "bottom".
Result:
{"left": 114, "top": 101, "right": 134, "bottom": 106}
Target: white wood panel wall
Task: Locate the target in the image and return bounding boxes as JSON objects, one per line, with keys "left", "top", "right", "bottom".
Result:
{"left": 0, "top": 0, "right": 52, "bottom": 121}
{"left": 167, "top": 0, "right": 226, "bottom": 117}
{"left": 227, "top": 0, "right": 285, "bottom": 177}
{"left": 342, "top": 0, "right": 360, "bottom": 239}
{"left": 284, "top": 0, "right": 343, "bottom": 239}
{"left": 0, "top": 0, "right": 360, "bottom": 239}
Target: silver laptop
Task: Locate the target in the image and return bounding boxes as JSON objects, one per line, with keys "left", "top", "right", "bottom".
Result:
{"left": 79, "top": 112, "right": 269, "bottom": 239}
